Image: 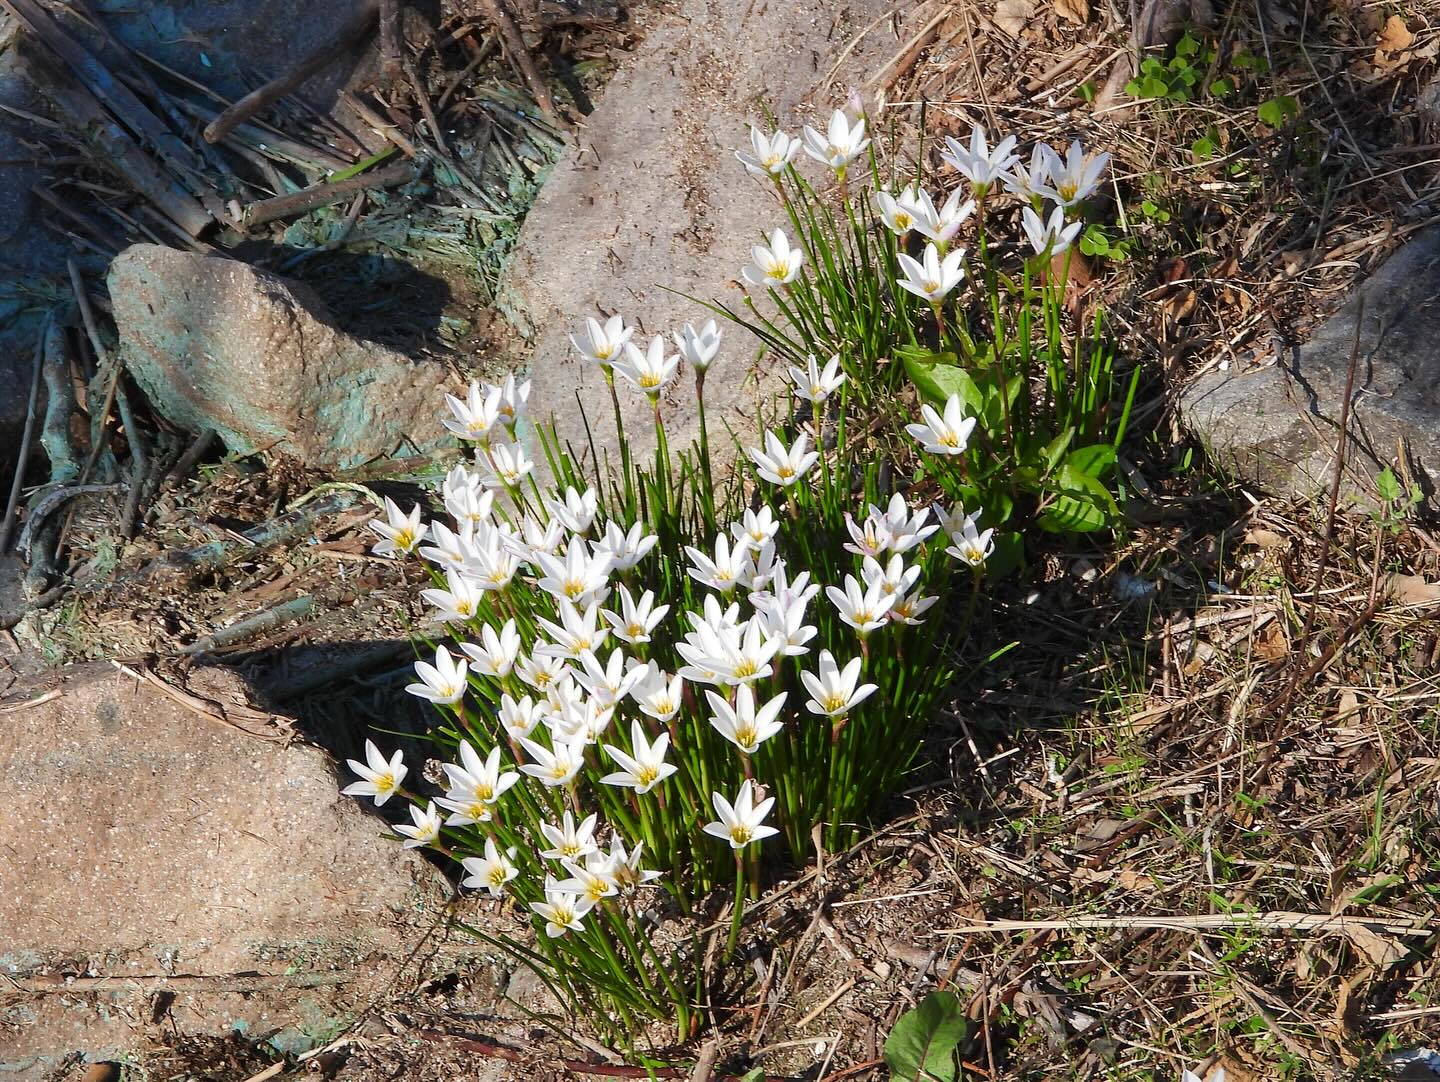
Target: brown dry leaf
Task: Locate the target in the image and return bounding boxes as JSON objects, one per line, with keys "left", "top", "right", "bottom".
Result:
{"left": 1116, "top": 868, "right": 1154, "bottom": 891}
{"left": 1384, "top": 572, "right": 1440, "bottom": 606}
{"left": 1334, "top": 970, "right": 1371, "bottom": 1036}
{"left": 1377, "top": 14, "right": 1415, "bottom": 55}
{"left": 1346, "top": 924, "right": 1405, "bottom": 969}
{"left": 1336, "top": 688, "right": 1361, "bottom": 722}
{"left": 1253, "top": 618, "right": 1289, "bottom": 662}
{"left": 1161, "top": 287, "right": 1198, "bottom": 323}
{"left": 1244, "top": 527, "right": 1286, "bottom": 550}
{"left": 995, "top": 0, "right": 1036, "bottom": 36}
{"left": 1055, "top": 0, "right": 1089, "bottom": 25}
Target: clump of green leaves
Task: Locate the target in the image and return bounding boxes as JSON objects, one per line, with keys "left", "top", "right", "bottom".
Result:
{"left": 1371, "top": 466, "right": 1423, "bottom": 535}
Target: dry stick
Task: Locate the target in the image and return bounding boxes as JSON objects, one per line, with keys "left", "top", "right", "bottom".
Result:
{"left": 379, "top": 0, "right": 404, "bottom": 84}
{"left": 340, "top": 89, "right": 419, "bottom": 157}
{"left": 413, "top": 1030, "right": 777, "bottom": 1081}
{"left": 203, "top": 0, "right": 382, "bottom": 144}
{"left": 472, "top": 0, "right": 559, "bottom": 122}
{"left": 240, "top": 159, "right": 418, "bottom": 227}
{"left": 24, "top": 49, "right": 212, "bottom": 236}
{"left": 1267, "top": 297, "right": 1366, "bottom": 722}
{"left": 0, "top": 324, "right": 47, "bottom": 555}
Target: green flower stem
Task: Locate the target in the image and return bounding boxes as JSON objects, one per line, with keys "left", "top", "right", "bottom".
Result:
{"left": 725, "top": 852, "right": 745, "bottom": 963}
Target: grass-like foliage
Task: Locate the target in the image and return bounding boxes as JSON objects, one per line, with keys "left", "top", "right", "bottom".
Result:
{"left": 339, "top": 108, "right": 1133, "bottom": 1051}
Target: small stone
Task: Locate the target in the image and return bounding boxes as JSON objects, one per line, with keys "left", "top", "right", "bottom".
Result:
{"left": 1180, "top": 228, "right": 1440, "bottom": 508}
{"left": 108, "top": 245, "right": 455, "bottom": 470}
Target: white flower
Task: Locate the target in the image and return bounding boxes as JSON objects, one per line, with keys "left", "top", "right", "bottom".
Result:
{"left": 876, "top": 493, "right": 939, "bottom": 553}
{"left": 570, "top": 314, "right": 632, "bottom": 368}
{"left": 801, "top": 108, "right": 870, "bottom": 172}
{"left": 787, "top": 353, "right": 847, "bottom": 404}
{"left": 1001, "top": 142, "right": 1053, "bottom": 202}
{"left": 575, "top": 647, "right": 642, "bottom": 707}
{"left": 484, "top": 441, "right": 534, "bottom": 488}
{"left": 600, "top": 720, "right": 678, "bottom": 794}
{"left": 443, "top": 469, "right": 493, "bottom": 530}
{"left": 742, "top": 228, "right": 804, "bottom": 289}
{"left": 530, "top": 876, "right": 596, "bottom": 937}
{"left": 941, "top": 123, "right": 1019, "bottom": 195}
{"left": 826, "top": 574, "right": 895, "bottom": 634}
{"left": 499, "top": 692, "right": 543, "bottom": 739}
{"left": 493, "top": 373, "right": 530, "bottom": 429}
{"left": 686, "top": 532, "right": 753, "bottom": 594}
{"left": 706, "top": 684, "right": 786, "bottom": 754}
{"left": 897, "top": 188, "right": 975, "bottom": 246}
{"left": 753, "top": 591, "right": 817, "bottom": 656}
{"left": 605, "top": 837, "right": 662, "bottom": 891}
{"left": 465, "top": 528, "right": 521, "bottom": 591}
{"left": 460, "top": 838, "right": 518, "bottom": 897}
{"left": 369, "top": 496, "right": 427, "bottom": 557}
{"left": 460, "top": 618, "right": 522, "bottom": 678}
{"left": 1181, "top": 1071, "right": 1226, "bottom": 1082}
{"left": 736, "top": 124, "right": 801, "bottom": 177}
{"left": 517, "top": 652, "right": 570, "bottom": 692}
{"left": 341, "top": 739, "right": 407, "bottom": 806}
{"left": 749, "top": 430, "right": 818, "bottom": 487}
{"left": 1036, "top": 140, "right": 1109, "bottom": 208}
{"left": 558, "top": 854, "right": 620, "bottom": 904}
{"left": 544, "top": 688, "right": 614, "bottom": 746}
{"left": 896, "top": 243, "right": 966, "bottom": 303}
{"left": 602, "top": 585, "right": 669, "bottom": 645}
{"left": 534, "top": 537, "right": 613, "bottom": 606}
{"left": 506, "top": 513, "right": 566, "bottom": 564}
{"left": 890, "top": 590, "right": 939, "bottom": 625}
{"left": 703, "top": 779, "right": 780, "bottom": 849}
{"left": 945, "top": 511, "right": 995, "bottom": 567}
{"left": 732, "top": 506, "right": 780, "bottom": 550}
{"left": 1021, "top": 205, "right": 1082, "bottom": 258}
{"left": 538, "top": 810, "right": 600, "bottom": 861}
{"left": 630, "top": 662, "right": 684, "bottom": 722}
{"left": 843, "top": 511, "right": 891, "bottom": 557}
{"left": 618, "top": 334, "right": 681, "bottom": 397}
{"left": 406, "top": 645, "right": 470, "bottom": 705}
{"left": 594, "top": 519, "right": 658, "bottom": 572}
{"left": 443, "top": 380, "right": 503, "bottom": 444}
{"left": 438, "top": 741, "right": 521, "bottom": 824}
{"left": 545, "top": 486, "right": 599, "bottom": 536}
{"left": 536, "top": 600, "right": 611, "bottom": 659}
{"left": 394, "top": 801, "right": 443, "bottom": 848}
{"left": 861, "top": 552, "right": 921, "bottom": 600}
{"left": 801, "top": 650, "right": 877, "bottom": 718}
{"left": 873, "top": 188, "right": 918, "bottom": 234}
{"left": 518, "top": 732, "right": 588, "bottom": 786}
{"left": 420, "top": 569, "right": 484, "bottom": 623}
{"left": 905, "top": 393, "right": 977, "bottom": 456}
{"left": 674, "top": 319, "right": 723, "bottom": 372}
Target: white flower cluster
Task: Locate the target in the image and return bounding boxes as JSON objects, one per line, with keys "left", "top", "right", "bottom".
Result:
{"left": 735, "top": 110, "right": 1109, "bottom": 307}
{"left": 347, "top": 311, "right": 997, "bottom": 935}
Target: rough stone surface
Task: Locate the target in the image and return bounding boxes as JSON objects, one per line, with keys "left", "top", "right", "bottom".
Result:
{"left": 1180, "top": 228, "right": 1440, "bottom": 507}
{"left": 109, "top": 245, "right": 456, "bottom": 469}
{"left": 500, "top": 0, "right": 893, "bottom": 465}
{"left": 0, "top": 663, "right": 450, "bottom": 1077}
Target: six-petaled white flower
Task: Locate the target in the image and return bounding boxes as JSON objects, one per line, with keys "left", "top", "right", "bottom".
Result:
{"left": 801, "top": 649, "right": 878, "bottom": 719}
{"left": 519, "top": 732, "right": 588, "bottom": 786}
{"left": 945, "top": 511, "right": 995, "bottom": 568}
{"left": 570, "top": 314, "right": 632, "bottom": 368}
{"left": 896, "top": 243, "right": 967, "bottom": 303}
{"left": 460, "top": 838, "right": 519, "bottom": 897}
{"left": 1037, "top": 140, "right": 1109, "bottom": 208}
{"left": 538, "top": 811, "right": 600, "bottom": 861}
{"left": 703, "top": 779, "right": 780, "bottom": 849}
{"left": 530, "top": 875, "right": 596, "bottom": 937}
{"left": 461, "top": 618, "right": 522, "bottom": 678}
{"left": 618, "top": 334, "right": 681, "bottom": 398}
{"left": 406, "top": 645, "right": 470, "bottom": 705}
{"left": 749, "top": 430, "right": 819, "bottom": 487}
{"left": 369, "top": 497, "right": 427, "bottom": 557}
{"left": 438, "top": 740, "right": 520, "bottom": 824}
{"left": 897, "top": 187, "right": 975, "bottom": 246}
{"left": 788, "top": 353, "right": 847, "bottom": 404}
{"left": 600, "top": 720, "right": 678, "bottom": 794}
{"left": 736, "top": 125, "right": 801, "bottom": 178}
{"left": 801, "top": 109, "right": 871, "bottom": 173}
{"left": 941, "top": 123, "right": 1020, "bottom": 196}
{"left": 742, "top": 228, "right": 804, "bottom": 289}
{"left": 394, "top": 801, "right": 443, "bottom": 848}
{"left": 443, "top": 380, "right": 504, "bottom": 444}
{"left": 674, "top": 319, "right": 723, "bottom": 372}
{"left": 826, "top": 573, "right": 895, "bottom": 635}
{"left": 341, "top": 739, "right": 408, "bottom": 806}
{"left": 905, "top": 393, "right": 977, "bottom": 456}
{"left": 706, "top": 684, "right": 787, "bottom": 754}
{"left": 1021, "top": 205, "right": 1082, "bottom": 258}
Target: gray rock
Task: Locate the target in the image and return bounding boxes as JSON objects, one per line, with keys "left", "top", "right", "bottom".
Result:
{"left": 1181, "top": 228, "right": 1440, "bottom": 507}
{"left": 0, "top": 663, "right": 450, "bottom": 1077}
{"left": 500, "top": 0, "right": 892, "bottom": 467}
{"left": 109, "top": 244, "right": 455, "bottom": 470}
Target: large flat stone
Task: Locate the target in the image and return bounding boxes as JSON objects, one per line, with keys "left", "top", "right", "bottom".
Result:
{"left": 500, "top": 0, "right": 894, "bottom": 466}
{"left": 108, "top": 245, "right": 455, "bottom": 470}
{"left": 0, "top": 663, "right": 449, "bottom": 1077}
{"left": 1181, "top": 229, "right": 1440, "bottom": 507}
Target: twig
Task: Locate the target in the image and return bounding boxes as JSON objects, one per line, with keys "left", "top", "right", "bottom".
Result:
{"left": 0, "top": 321, "right": 47, "bottom": 555}
{"left": 16, "top": 484, "right": 124, "bottom": 559}
{"left": 471, "top": 0, "right": 559, "bottom": 122}
{"left": 203, "top": 0, "right": 382, "bottom": 144}
{"left": 339, "top": 90, "right": 419, "bottom": 157}
{"left": 169, "top": 429, "right": 216, "bottom": 483}
{"left": 180, "top": 596, "right": 316, "bottom": 656}
{"left": 380, "top": 0, "right": 404, "bottom": 84}
{"left": 38, "top": 317, "right": 79, "bottom": 483}
{"left": 413, "top": 1030, "right": 778, "bottom": 1080}
{"left": 240, "top": 159, "right": 418, "bottom": 227}
{"left": 932, "top": 911, "right": 1433, "bottom": 936}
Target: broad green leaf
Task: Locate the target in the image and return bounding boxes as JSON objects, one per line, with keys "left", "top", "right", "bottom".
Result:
{"left": 1037, "top": 490, "right": 1109, "bottom": 533}
{"left": 1375, "top": 467, "right": 1401, "bottom": 503}
{"left": 1041, "top": 428, "right": 1075, "bottom": 473}
{"left": 901, "top": 349, "right": 983, "bottom": 414}
{"left": 987, "top": 531, "right": 1024, "bottom": 578}
{"left": 884, "top": 991, "right": 967, "bottom": 1082}
{"left": 1064, "top": 444, "right": 1117, "bottom": 480}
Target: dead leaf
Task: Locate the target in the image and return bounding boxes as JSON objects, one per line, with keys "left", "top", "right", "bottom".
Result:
{"left": 1336, "top": 688, "right": 1361, "bottom": 722}
{"left": 1377, "top": 14, "right": 1415, "bottom": 56}
{"left": 1346, "top": 924, "right": 1405, "bottom": 969}
{"left": 994, "top": 0, "right": 1036, "bottom": 36}
{"left": 1161, "top": 287, "right": 1197, "bottom": 323}
{"left": 1244, "top": 527, "right": 1286, "bottom": 550}
{"left": 1134, "top": 0, "right": 1215, "bottom": 49}
{"left": 1335, "top": 970, "right": 1371, "bottom": 1036}
{"left": 1116, "top": 868, "right": 1154, "bottom": 891}
{"left": 1253, "top": 618, "right": 1289, "bottom": 662}
{"left": 1055, "top": 0, "right": 1089, "bottom": 25}
{"left": 1385, "top": 573, "right": 1440, "bottom": 606}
